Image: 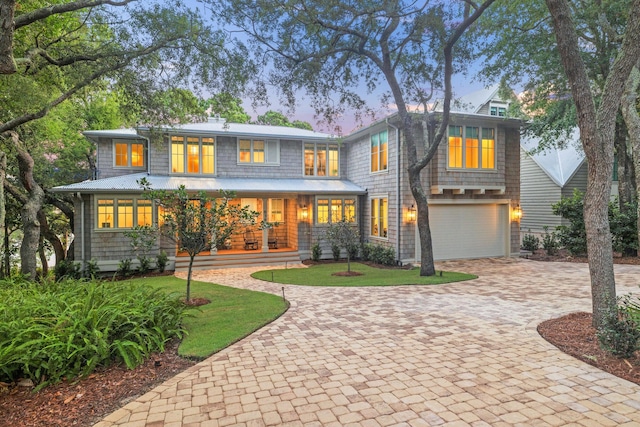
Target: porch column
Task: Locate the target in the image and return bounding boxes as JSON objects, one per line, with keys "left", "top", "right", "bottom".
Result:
{"left": 262, "top": 198, "right": 269, "bottom": 252}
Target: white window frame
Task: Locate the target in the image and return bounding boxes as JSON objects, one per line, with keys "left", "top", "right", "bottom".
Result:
{"left": 238, "top": 138, "right": 280, "bottom": 165}
{"left": 370, "top": 195, "right": 388, "bottom": 239}
{"left": 304, "top": 142, "right": 339, "bottom": 177}
{"left": 95, "top": 197, "right": 155, "bottom": 230}
{"left": 447, "top": 125, "right": 497, "bottom": 171}
{"left": 113, "top": 139, "right": 146, "bottom": 169}
{"left": 370, "top": 130, "right": 389, "bottom": 174}
{"left": 314, "top": 196, "right": 357, "bottom": 225}
{"left": 170, "top": 135, "right": 216, "bottom": 175}
{"left": 268, "top": 198, "right": 284, "bottom": 223}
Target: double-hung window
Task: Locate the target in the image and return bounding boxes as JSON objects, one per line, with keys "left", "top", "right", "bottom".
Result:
{"left": 171, "top": 135, "right": 215, "bottom": 174}
{"left": 268, "top": 198, "right": 284, "bottom": 223}
{"left": 97, "top": 198, "right": 154, "bottom": 229}
{"left": 371, "top": 130, "right": 388, "bottom": 173}
{"left": 238, "top": 139, "right": 279, "bottom": 164}
{"left": 370, "top": 197, "right": 388, "bottom": 238}
{"left": 114, "top": 140, "right": 145, "bottom": 168}
{"left": 315, "top": 197, "right": 356, "bottom": 224}
{"left": 448, "top": 125, "right": 496, "bottom": 170}
{"left": 305, "top": 142, "right": 339, "bottom": 177}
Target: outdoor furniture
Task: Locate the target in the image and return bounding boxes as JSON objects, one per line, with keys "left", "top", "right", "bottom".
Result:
{"left": 268, "top": 228, "right": 278, "bottom": 249}
{"left": 243, "top": 229, "right": 258, "bottom": 250}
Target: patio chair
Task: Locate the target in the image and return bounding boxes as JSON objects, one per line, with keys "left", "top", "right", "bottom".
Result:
{"left": 268, "top": 228, "right": 278, "bottom": 249}
{"left": 243, "top": 229, "right": 258, "bottom": 250}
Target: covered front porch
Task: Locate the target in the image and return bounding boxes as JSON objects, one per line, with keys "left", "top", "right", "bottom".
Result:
{"left": 174, "top": 247, "right": 302, "bottom": 271}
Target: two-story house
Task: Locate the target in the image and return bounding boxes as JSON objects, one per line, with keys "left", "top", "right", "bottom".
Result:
{"left": 53, "top": 88, "right": 521, "bottom": 272}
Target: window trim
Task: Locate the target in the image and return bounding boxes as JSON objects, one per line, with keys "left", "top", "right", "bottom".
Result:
{"left": 370, "top": 129, "right": 389, "bottom": 174}
{"left": 447, "top": 125, "right": 497, "bottom": 171}
{"left": 370, "top": 195, "right": 389, "bottom": 240}
{"left": 113, "top": 139, "right": 146, "bottom": 169}
{"left": 237, "top": 138, "right": 280, "bottom": 165}
{"left": 170, "top": 135, "right": 216, "bottom": 175}
{"left": 95, "top": 197, "right": 156, "bottom": 230}
{"left": 304, "top": 142, "right": 339, "bottom": 177}
{"left": 314, "top": 196, "right": 357, "bottom": 225}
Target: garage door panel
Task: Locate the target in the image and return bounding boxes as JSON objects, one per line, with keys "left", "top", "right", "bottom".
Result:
{"left": 426, "top": 204, "right": 507, "bottom": 260}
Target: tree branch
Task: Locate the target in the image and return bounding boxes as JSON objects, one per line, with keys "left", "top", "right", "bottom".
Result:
{"left": 14, "top": 0, "right": 136, "bottom": 29}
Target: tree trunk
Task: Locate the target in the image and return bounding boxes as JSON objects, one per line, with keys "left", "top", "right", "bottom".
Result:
{"left": 615, "top": 120, "right": 635, "bottom": 209}
{"left": 10, "top": 133, "right": 45, "bottom": 280}
{"left": 621, "top": 63, "right": 640, "bottom": 259}
{"left": 38, "top": 235, "right": 48, "bottom": 277}
{"left": 545, "top": 0, "right": 640, "bottom": 329}
{"left": 0, "top": 150, "right": 5, "bottom": 278}
{"left": 38, "top": 209, "right": 66, "bottom": 265}
{"left": 0, "top": 0, "right": 16, "bottom": 74}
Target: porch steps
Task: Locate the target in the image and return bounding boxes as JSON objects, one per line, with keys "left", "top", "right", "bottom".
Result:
{"left": 174, "top": 251, "right": 302, "bottom": 272}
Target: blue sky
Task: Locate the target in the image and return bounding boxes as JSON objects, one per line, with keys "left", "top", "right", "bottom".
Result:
{"left": 183, "top": 0, "right": 491, "bottom": 134}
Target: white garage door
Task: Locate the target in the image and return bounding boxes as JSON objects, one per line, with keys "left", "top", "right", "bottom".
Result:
{"left": 419, "top": 204, "right": 508, "bottom": 260}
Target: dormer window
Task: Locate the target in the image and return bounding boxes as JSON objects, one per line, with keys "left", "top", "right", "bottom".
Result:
{"left": 489, "top": 102, "right": 507, "bottom": 117}
{"left": 114, "top": 140, "right": 145, "bottom": 168}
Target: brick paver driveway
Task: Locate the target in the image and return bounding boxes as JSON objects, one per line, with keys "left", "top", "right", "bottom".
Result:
{"left": 95, "top": 258, "right": 640, "bottom": 426}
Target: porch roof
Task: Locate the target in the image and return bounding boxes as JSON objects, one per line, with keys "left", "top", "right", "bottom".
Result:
{"left": 51, "top": 173, "right": 366, "bottom": 195}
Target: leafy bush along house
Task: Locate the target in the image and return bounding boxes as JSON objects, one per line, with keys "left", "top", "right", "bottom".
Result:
{"left": 53, "top": 91, "right": 521, "bottom": 272}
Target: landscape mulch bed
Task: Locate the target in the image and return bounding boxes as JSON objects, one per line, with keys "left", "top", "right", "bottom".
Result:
{"left": 3, "top": 255, "right": 640, "bottom": 426}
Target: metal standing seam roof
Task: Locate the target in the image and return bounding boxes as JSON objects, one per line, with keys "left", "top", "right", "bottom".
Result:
{"left": 520, "top": 128, "right": 584, "bottom": 187}
{"left": 51, "top": 173, "right": 366, "bottom": 195}
{"left": 83, "top": 120, "right": 339, "bottom": 141}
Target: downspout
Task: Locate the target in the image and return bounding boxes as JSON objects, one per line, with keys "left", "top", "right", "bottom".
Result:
{"left": 76, "top": 192, "right": 85, "bottom": 267}
{"left": 387, "top": 119, "right": 401, "bottom": 263}
{"left": 141, "top": 135, "right": 151, "bottom": 175}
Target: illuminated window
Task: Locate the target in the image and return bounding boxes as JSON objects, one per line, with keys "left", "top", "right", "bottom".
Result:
{"left": 315, "top": 197, "right": 356, "bottom": 224}
{"left": 171, "top": 135, "right": 216, "bottom": 175}
{"left": 371, "top": 197, "right": 388, "bottom": 238}
{"left": 97, "top": 198, "right": 156, "bottom": 229}
{"left": 448, "top": 126, "right": 463, "bottom": 168}
{"left": 114, "top": 140, "right": 145, "bottom": 168}
{"left": 305, "top": 143, "right": 339, "bottom": 177}
{"left": 482, "top": 128, "right": 495, "bottom": 169}
{"left": 137, "top": 199, "right": 153, "bottom": 226}
{"left": 448, "top": 125, "right": 495, "bottom": 170}
{"left": 465, "top": 127, "right": 479, "bottom": 169}
{"left": 269, "top": 198, "right": 284, "bottom": 222}
{"left": 371, "top": 130, "right": 388, "bottom": 173}
{"left": 238, "top": 139, "right": 279, "bottom": 164}
{"left": 98, "top": 200, "right": 114, "bottom": 228}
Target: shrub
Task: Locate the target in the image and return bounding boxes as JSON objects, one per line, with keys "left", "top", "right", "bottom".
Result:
{"left": 521, "top": 231, "right": 540, "bottom": 252}
{"left": 311, "top": 242, "right": 322, "bottom": 261}
{"left": 156, "top": 251, "right": 169, "bottom": 273}
{"left": 54, "top": 259, "right": 81, "bottom": 281}
{"left": 610, "top": 199, "right": 638, "bottom": 256}
{"left": 0, "top": 278, "right": 186, "bottom": 388}
{"left": 597, "top": 296, "right": 640, "bottom": 358}
{"left": 347, "top": 243, "right": 359, "bottom": 260}
{"left": 83, "top": 258, "right": 100, "bottom": 279}
{"left": 541, "top": 226, "right": 559, "bottom": 256}
{"left": 331, "top": 244, "right": 341, "bottom": 261}
{"left": 360, "top": 242, "right": 373, "bottom": 261}
{"left": 369, "top": 244, "right": 396, "bottom": 266}
{"left": 138, "top": 256, "right": 152, "bottom": 274}
{"left": 117, "top": 258, "right": 132, "bottom": 277}
{"left": 552, "top": 190, "right": 587, "bottom": 255}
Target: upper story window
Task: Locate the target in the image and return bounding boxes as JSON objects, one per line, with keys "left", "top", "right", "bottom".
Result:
{"left": 238, "top": 139, "right": 279, "bottom": 165}
{"left": 448, "top": 125, "right": 495, "bottom": 170}
{"left": 371, "top": 130, "right": 388, "bottom": 173}
{"left": 305, "top": 142, "right": 339, "bottom": 177}
{"left": 171, "top": 135, "right": 215, "bottom": 175}
{"left": 489, "top": 103, "right": 507, "bottom": 117}
{"left": 316, "top": 197, "right": 356, "bottom": 224}
{"left": 97, "top": 198, "right": 153, "bottom": 229}
{"left": 114, "top": 140, "right": 145, "bottom": 168}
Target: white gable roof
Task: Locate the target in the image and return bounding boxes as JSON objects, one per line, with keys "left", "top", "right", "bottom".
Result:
{"left": 521, "top": 128, "right": 584, "bottom": 187}
{"left": 453, "top": 85, "right": 502, "bottom": 113}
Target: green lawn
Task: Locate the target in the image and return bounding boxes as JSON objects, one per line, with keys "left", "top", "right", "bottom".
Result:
{"left": 251, "top": 262, "right": 477, "bottom": 286}
{"left": 131, "top": 276, "right": 288, "bottom": 358}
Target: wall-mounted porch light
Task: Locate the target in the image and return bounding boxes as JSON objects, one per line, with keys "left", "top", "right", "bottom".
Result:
{"left": 407, "top": 204, "right": 416, "bottom": 222}
{"left": 512, "top": 204, "right": 523, "bottom": 221}
{"left": 301, "top": 204, "right": 309, "bottom": 220}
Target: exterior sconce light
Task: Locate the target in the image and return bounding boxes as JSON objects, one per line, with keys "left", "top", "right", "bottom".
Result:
{"left": 407, "top": 204, "right": 416, "bottom": 222}
{"left": 301, "top": 204, "right": 308, "bottom": 220}
{"left": 512, "top": 204, "right": 523, "bottom": 221}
